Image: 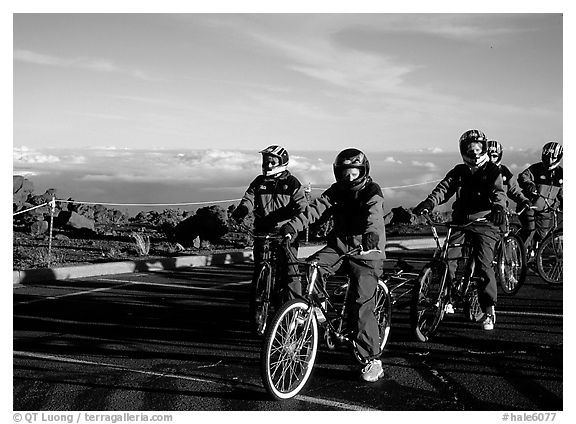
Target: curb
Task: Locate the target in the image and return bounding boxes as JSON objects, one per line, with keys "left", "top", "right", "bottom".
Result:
{"left": 13, "top": 237, "right": 437, "bottom": 286}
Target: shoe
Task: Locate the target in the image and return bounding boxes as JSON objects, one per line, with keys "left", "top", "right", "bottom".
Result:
{"left": 313, "top": 307, "right": 326, "bottom": 324}
{"left": 481, "top": 306, "right": 496, "bottom": 331}
{"left": 444, "top": 303, "right": 455, "bottom": 314}
{"left": 361, "top": 359, "right": 384, "bottom": 382}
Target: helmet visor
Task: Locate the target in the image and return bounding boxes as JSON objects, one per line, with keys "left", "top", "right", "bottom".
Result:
{"left": 464, "top": 142, "right": 484, "bottom": 160}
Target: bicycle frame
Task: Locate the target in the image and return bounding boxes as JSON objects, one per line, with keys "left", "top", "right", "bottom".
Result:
{"left": 422, "top": 215, "right": 486, "bottom": 313}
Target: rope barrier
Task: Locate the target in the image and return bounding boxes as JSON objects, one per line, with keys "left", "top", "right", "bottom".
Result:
{"left": 12, "top": 179, "right": 442, "bottom": 216}
{"left": 13, "top": 202, "right": 50, "bottom": 216}
{"left": 54, "top": 198, "right": 243, "bottom": 207}
{"left": 12, "top": 177, "right": 443, "bottom": 268}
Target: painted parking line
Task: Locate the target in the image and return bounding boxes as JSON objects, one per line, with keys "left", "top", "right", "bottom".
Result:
{"left": 497, "top": 310, "right": 562, "bottom": 319}
{"left": 14, "top": 282, "right": 134, "bottom": 306}
{"left": 97, "top": 277, "right": 250, "bottom": 291}
{"left": 14, "top": 350, "right": 377, "bottom": 411}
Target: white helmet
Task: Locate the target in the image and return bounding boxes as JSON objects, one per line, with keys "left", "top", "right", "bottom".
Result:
{"left": 541, "top": 141, "right": 563, "bottom": 170}
{"left": 459, "top": 129, "right": 489, "bottom": 167}
{"left": 260, "top": 145, "right": 289, "bottom": 177}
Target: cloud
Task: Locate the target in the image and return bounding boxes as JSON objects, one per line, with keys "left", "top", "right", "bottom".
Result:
{"left": 383, "top": 156, "right": 402, "bottom": 164}
{"left": 14, "top": 49, "right": 158, "bottom": 81}
{"left": 417, "top": 147, "right": 444, "bottom": 154}
{"left": 13, "top": 146, "right": 60, "bottom": 164}
{"left": 411, "top": 160, "right": 438, "bottom": 170}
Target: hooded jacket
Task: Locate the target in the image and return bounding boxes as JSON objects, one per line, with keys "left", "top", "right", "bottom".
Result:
{"left": 423, "top": 161, "right": 506, "bottom": 222}
{"left": 499, "top": 164, "right": 530, "bottom": 206}
{"left": 232, "top": 170, "right": 308, "bottom": 232}
{"left": 517, "top": 162, "right": 563, "bottom": 211}
{"left": 286, "top": 177, "right": 386, "bottom": 259}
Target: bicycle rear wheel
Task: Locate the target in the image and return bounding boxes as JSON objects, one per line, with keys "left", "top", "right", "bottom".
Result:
{"left": 494, "top": 234, "right": 527, "bottom": 295}
{"left": 353, "top": 279, "right": 392, "bottom": 364}
{"left": 411, "top": 263, "right": 448, "bottom": 342}
{"left": 536, "top": 231, "right": 563, "bottom": 285}
{"left": 261, "top": 300, "right": 318, "bottom": 400}
{"left": 250, "top": 264, "right": 272, "bottom": 336}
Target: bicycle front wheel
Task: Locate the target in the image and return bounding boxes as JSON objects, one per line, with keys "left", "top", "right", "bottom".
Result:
{"left": 353, "top": 279, "right": 392, "bottom": 365}
{"left": 536, "top": 231, "right": 563, "bottom": 285}
{"left": 261, "top": 300, "right": 318, "bottom": 400}
{"left": 250, "top": 264, "right": 272, "bottom": 336}
{"left": 494, "top": 234, "right": 527, "bottom": 295}
{"left": 463, "top": 280, "right": 485, "bottom": 322}
{"left": 411, "top": 263, "right": 448, "bottom": 342}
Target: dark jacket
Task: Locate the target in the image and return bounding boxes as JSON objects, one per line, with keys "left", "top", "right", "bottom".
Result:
{"left": 232, "top": 171, "right": 308, "bottom": 232}
{"left": 500, "top": 164, "right": 530, "bottom": 206}
{"left": 517, "top": 162, "right": 563, "bottom": 211}
{"left": 424, "top": 162, "right": 506, "bottom": 222}
{"left": 286, "top": 177, "right": 386, "bottom": 259}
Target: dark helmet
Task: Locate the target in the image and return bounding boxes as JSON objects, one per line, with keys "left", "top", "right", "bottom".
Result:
{"left": 487, "top": 140, "right": 503, "bottom": 166}
{"left": 259, "top": 145, "right": 289, "bottom": 176}
{"left": 333, "top": 148, "right": 370, "bottom": 187}
{"left": 541, "top": 141, "right": 563, "bottom": 170}
{"left": 459, "top": 129, "right": 488, "bottom": 167}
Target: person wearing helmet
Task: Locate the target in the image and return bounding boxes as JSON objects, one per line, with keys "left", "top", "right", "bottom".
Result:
{"left": 487, "top": 140, "right": 531, "bottom": 212}
{"left": 231, "top": 145, "right": 308, "bottom": 300}
{"left": 413, "top": 130, "right": 507, "bottom": 331}
{"left": 517, "top": 142, "right": 563, "bottom": 256}
{"left": 280, "top": 148, "right": 387, "bottom": 382}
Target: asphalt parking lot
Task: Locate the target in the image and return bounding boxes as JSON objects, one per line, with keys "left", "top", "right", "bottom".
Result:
{"left": 13, "top": 258, "right": 563, "bottom": 412}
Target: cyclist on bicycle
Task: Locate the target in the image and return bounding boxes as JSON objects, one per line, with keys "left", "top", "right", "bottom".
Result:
{"left": 516, "top": 141, "right": 563, "bottom": 258}
{"left": 487, "top": 140, "right": 532, "bottom": 212}
{"left": 413, "top": 130, "right": 506, "bottom": 331}
{"left": 231, "top": 145, "right": 308, "bottom": 300}
{"left": 280, "top": 148, "right": 386, "bottom": 382}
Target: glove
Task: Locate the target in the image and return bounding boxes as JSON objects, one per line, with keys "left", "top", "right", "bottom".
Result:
{"left": 413, "top": 199, "right": 434, "bottom": 216}
{"left": 526, "top": 185, "right": 539, "bottom": 202}
{"left": 230, "top": 204, "right": 248, "bottom": 223}
{"left": 490, "top": 205, "right": 506, "bottom": 226}
{"left": 362, "top": 233, "right": 380, "bottom": 251}
{"left": 280, "top": 223, "right": 297, "bottom": 240}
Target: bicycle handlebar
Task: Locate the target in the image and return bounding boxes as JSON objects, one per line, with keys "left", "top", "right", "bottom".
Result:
{"left": 421, "top": 212, "right": 487, "bottom": 229}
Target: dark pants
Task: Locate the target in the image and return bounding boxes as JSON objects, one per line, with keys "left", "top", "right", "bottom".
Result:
{"left": 308, "top": 245, "right": 384, "bottom": 361}
{"left": 519, "top": 209, "right": 553, "bottom": 250}
{"left": 447, "top": 222, "right": 499, "bottom": 312}
{"left": 252, "top": 236, "right": 301, "bottom": 302}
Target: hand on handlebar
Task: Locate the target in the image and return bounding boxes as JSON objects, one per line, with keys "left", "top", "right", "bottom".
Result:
{"left": 359, "top": 249, "right": 382, "bottom": 256}
{"left": 413, "top": 199, "right": 434, "bottom": 216}
{"left": 280, "top": 223, "right": 297, "bottom": 241}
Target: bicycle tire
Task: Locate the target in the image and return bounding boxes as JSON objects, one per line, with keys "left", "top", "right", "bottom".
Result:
{"left": 494, "top": 234, "right": 527, "bottom": 295}
{"left": 261, "top": 300, "right": 319, "bottom": 400}
{"left": 353, "top": 279, "right": 392, "bottom": 365}
{"left": 250, "top": 264, "right": 272, "bottom": 336}
{"left": 463, "top": 280, "right": 485, "bottom": 322}
{"left": 411, "top": 263, "right": 448, "bottom": 342}
{"left": 536, "top": 230, "right": 563, "bottom": 285}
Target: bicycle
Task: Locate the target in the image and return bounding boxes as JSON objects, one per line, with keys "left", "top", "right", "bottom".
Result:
{"left": 260, "top": 246, "right": 391, "bottom": 400}
{"left": 249, "top": 232, "right": 287, "bottom": 336}
{"left": 411, "top": 215, "right": 488, "bottom": 343}
{"left": 492, "top": 208, "right": 527, "bottom": 295}
{"left": 534, "top": 198, "right": 563, "bottom": 285}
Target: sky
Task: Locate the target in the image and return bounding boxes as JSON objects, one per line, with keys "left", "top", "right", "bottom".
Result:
{"left": 12, "top": 12, "right": 562, "bottom": 152}
{"left": 10, "top": 10, "right": 565, "bottom": 215}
